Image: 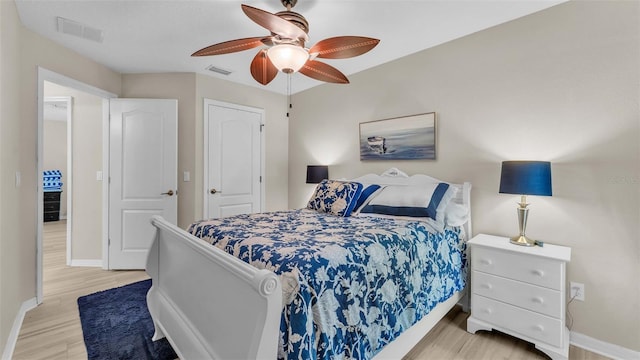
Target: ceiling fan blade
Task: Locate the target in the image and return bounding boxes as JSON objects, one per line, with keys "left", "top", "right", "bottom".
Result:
{"left": 192, "top": 37, "right": 268, "bottom": 56}
{"left": 250, "top": 49, "right": 278, "bottom": 85}
{"left": 299, "top": 60, "right": 349, "bottom": 84}
{"left": 241, "top": 4, "right": 309, "bottom": 42}
{"left": 309, "top": 36, "right": 380, "bottom": 59}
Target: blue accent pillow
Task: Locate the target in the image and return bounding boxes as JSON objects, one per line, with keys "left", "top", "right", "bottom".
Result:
{"left": 307, "top": 180, "right": 363, "bottom": 217}
{"left": 352, "top": 184, "right": 382, "bottom": 213}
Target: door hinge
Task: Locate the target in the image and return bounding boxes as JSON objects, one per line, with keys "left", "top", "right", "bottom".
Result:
{"left": 260, "top": 124, "right": 264, "bottom": 132}
{"left": 259, "top": 176, "right": 262, "bottom": 183}
{"left": 108, "top": 238, "right": 111, "bottom": 246}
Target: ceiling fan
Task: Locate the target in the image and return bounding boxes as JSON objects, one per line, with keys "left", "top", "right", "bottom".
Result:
{"left": 192, "top": 0, "right": 380, "bottom": 85}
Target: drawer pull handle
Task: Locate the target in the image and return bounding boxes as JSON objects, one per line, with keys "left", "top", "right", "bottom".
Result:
{"left": 533, "top": 325, "right": 545, "bottom": 332}
{"left": 532, "top": 269, "right": 545, "bottom": 277}
{"left": 484, "top": 308, "right": 493, "bottom": 315}
{"left": 480, "top": 259, "right": 493, "bottom": 266}
{"left": 481, "top": 283, "right": 493, "bottom": 290}
{"left": 532, "top": 297, "right": 544, "bottom": 304}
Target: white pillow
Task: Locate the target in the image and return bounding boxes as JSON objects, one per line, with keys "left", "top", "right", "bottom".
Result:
{"left": 359, "top": 183, "right": 457, "bottom": 232}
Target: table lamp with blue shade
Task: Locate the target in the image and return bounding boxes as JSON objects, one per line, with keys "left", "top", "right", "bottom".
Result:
{"left": 499, "top": 161, "right": 552, "bottom": 246}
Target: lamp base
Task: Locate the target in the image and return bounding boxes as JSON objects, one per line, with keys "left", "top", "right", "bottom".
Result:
{"left": 510, "top": 235, "right": 536, "bottom": 247}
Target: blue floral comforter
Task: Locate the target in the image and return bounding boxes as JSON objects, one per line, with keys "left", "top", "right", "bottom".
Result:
{"left": 188, "top": 209, "right": 467, "bottom": 360}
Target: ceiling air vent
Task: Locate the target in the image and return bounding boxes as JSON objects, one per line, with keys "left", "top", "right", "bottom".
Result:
{"left": 206, "top": 65, "right": 233, "bottom": 76}
{"left": 57, "top": 17, "right": 104, "bottom": 43}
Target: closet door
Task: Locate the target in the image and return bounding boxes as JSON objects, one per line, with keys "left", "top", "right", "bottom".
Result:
{"left": 204, "top": 99, "right": 264, "bottom": 219}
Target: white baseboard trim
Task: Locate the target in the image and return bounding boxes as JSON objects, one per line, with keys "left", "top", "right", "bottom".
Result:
{"left": 70, "top": 259, "right": 102, "bottom": 267}
{"left": 571, "top": 331, "right": 640, "bottom": 360}
{"left": 1, "top": 297, "right": 37, "bottom": 360}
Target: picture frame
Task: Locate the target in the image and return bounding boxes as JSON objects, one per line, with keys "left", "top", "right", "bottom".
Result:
{"left": 359, "top": 112, "right": 436, "bottom": 160}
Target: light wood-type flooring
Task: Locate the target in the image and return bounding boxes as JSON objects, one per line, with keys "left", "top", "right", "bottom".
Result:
{"left": 13, "top": 220, "right": 148, "bottom": 359}
{"left": 13, "top": 220, "right": 609, "bottom": 359}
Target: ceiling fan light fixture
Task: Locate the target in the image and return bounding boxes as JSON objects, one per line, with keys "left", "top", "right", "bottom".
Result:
{"left": 193, "top": 3, "right": 379, "bottom": 85}
{"left": 267, "top": 44, "right": 308, "bottom": 73}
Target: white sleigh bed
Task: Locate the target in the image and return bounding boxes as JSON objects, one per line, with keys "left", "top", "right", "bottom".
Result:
{"left": 146, "top": 169, "right": 472, "bottom": 359}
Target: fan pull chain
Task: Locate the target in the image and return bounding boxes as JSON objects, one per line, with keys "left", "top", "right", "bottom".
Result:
{"left": 286, "top": 73, "right": 292, "bottom": 118}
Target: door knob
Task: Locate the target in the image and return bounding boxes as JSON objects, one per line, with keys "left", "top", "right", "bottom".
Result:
{"left": 161, "top": 190, "right": 174, "bottom": 196}
{"left": 210, "top": 188, "right": 221, "bottom": 194}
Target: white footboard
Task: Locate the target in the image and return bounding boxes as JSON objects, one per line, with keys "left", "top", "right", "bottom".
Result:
{"left": 146, "top": 215, "right": 282, "bottom": 360}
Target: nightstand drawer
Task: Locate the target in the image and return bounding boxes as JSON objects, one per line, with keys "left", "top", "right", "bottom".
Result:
{"left": 44, "top": 191, "right": 61, "bottom": 201}
{"left": 472, "top": 295, "right": 562, "bottom": 348}
{"left": 472, "top": 271, "right": 561, "bottom": 318}
{"left": 43, "top": 211, "right": 60, "bottom": 222}
{"left": 472, "top": 246, "right": 563, "bottom": 290}
{"left": 43, "top": 201, "right": 60, "bottom": 211}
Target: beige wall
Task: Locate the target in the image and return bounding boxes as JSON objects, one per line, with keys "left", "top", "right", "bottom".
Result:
{"left": 69, "top": 89, "right": 103, "bottom": 260}
{"left": 289, "top": 1, "right": 639, "bottom": 352}
{"left": 1, "top": 0, "right": 122, "bottom": 351}
{"left": 1, "top": 0, "right": 27, "bottom": 351}
{"left": 44, "top": 82, "right": 104, "bottom": 260}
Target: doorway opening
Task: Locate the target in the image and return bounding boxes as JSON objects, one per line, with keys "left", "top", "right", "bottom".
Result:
{"left": 37, "top": 67, "right": 116, "bottom": 304}
{"left": 43, "top": 95, "right": 71, "bottom": 265}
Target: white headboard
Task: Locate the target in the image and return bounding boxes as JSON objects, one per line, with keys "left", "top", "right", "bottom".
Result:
{"left": 351, "top": 168, "right": 473, "bottom": 238}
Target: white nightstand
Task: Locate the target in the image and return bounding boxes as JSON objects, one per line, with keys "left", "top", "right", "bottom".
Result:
{"left": 466, "top": 234, "right": 572, "bottom": 360}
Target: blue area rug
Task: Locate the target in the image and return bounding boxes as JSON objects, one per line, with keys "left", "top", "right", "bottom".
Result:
{"left": 77, "top": 279, "right": 177, "bottom": 360}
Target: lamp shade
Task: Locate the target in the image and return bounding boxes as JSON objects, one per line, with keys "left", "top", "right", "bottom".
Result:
{"left": 499, "top": 161, "right": 552, "bottom": 196}
{"left": 267, "top": 44, "right": 309, "bottom": 73}
{"left": 306, "top": 165, "right": 329, "bottom": 184}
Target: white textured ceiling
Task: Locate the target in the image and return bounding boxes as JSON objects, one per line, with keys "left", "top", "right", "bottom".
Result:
{"left": 15, "top": 0, "right": 566, "bottom": 95}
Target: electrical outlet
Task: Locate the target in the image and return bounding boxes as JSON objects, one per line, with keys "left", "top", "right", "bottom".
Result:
{"left": 570, "top": 282, "right": 585, "bottom": 301}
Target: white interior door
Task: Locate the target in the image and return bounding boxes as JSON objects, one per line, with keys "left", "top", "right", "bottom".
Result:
{"left": 204, "top": 99, "right": 263, "bottom": 219}
{"left": 109, "top": 99, "right": 177, "bottom": 269}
